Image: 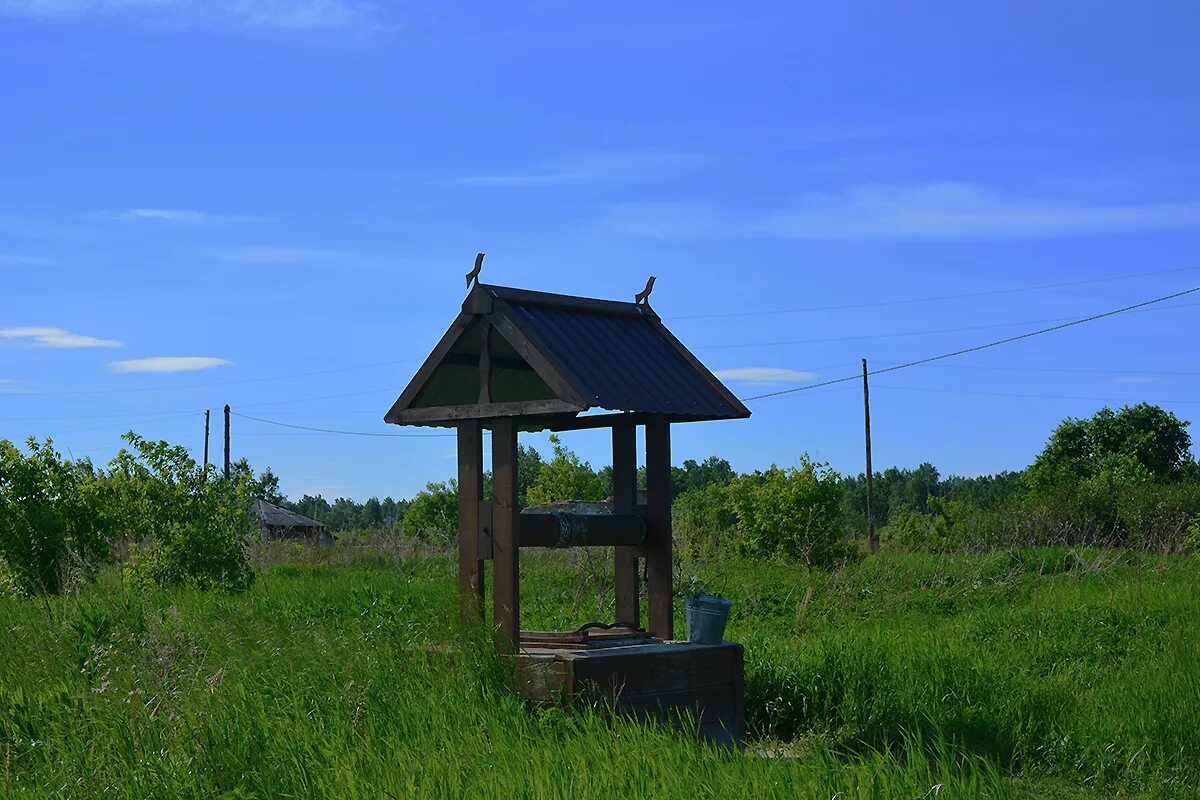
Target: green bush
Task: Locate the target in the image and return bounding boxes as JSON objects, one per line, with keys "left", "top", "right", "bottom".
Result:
{"left": 112, "top": 433, "right": 254, "bottom": 592}
{"left": 673, "top": 483, "right": 736, "bottom": 558}
{"left": 526, "top": 435, "right": 605, "bottom": 506}
{"left": 403, "top": 480, "right": 458, "bottom": 542}
{"left": 728, "top": 457, "right": 846, "bottom": 567}
{"left": 0, "top": 438, "right": 117, "bottom": 594}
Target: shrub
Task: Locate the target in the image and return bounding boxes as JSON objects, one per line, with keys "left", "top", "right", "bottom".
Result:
{"left": 112, "top": 433, "right": 254, "bottom": 592}
{"left": 526, "top": 435, "right": 605, "bottom": 506}
{"left": 728, "top": 457, "right": 846, "bottom": 567}
{"left": 0, "top": 438, "right": 117, "bottom": 594}
{"left": 673, "top": 483, "right": 736, "bottom": 558}
{"left": 403, "top": 480, "right": 458, "bottom": 542}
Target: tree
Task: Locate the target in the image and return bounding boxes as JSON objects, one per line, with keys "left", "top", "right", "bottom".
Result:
{"left": 672, "top": 456, "right": 735, "bottom": 499}
{"left": 255, "top": 467, "right": 287, "bottom": 505}
{"left": 1028, "top": 404, "right": 1193, "bottom": 489}
{"left": 115, "top": 433, "right": 254, "bottom": 592}
{"left": 727, "top": 457, "right": 845, "bottom": 567}
{"left": 403, "top": 480, "right": 458, "bottom": 541}
{"left": 525, "top": 435, "right": 606, "bottom": 506}
{"left": 0, "top": 438, "right": 117, "bottom": 594}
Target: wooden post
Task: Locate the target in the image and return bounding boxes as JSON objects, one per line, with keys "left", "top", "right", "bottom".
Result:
{"left": 491, "top": 418, "right": 520, "bottom": 653}
{"left": 645, "top": 418, "right": 673, "bottom": 639}
{"left": 223, "top": 404, "right": 231, "bottom": 480}
{"left": 612, "top": 420, "right": 639, "bottom": 628}
{"left": 457, "top": 420, "right": 485, "bottom": 625}
{"left": 203, "top": 410, "right": 210, "bottom": 469}
{"left": 863, "top": 359, "right": 877, "bottom": 553}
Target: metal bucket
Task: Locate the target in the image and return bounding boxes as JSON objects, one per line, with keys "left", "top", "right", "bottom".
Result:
{"left": 684, "top": 594, "right": 733, "bottom": 644}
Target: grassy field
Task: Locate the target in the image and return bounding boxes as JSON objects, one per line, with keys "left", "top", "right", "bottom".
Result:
{"left": 1, "top": 546, "right": 1197, "bottom": 798}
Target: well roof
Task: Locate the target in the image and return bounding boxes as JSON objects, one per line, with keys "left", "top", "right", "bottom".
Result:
{"left": 384, "top": 283, "right": 750, "bottom": 427}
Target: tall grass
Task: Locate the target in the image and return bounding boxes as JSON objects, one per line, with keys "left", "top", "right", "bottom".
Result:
{"left": 1, "top": 548, "right": 1196, "bottom": 798}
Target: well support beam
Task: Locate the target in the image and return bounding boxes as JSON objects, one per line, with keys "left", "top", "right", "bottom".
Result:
{"left": 456, "top": 421, "right": 485, "bottom": 625}
{"left": 612, "top": 420, "right": 640, "bottom": 628}
{"left": 491, "top": 418, "right": 520, "bottom": 653}
{"left": 645, "top": 418, "right": 673, "bottom": 639}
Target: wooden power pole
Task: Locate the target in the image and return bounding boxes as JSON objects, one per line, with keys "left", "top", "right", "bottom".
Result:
{"left": 863, "top": 359, "right": 877, "bottom": 553}
{"left": 203, "top": 410, "right": 210, "bottom": 468}
{"left": 223, "top": 404, "right": 231, "bottom": 480}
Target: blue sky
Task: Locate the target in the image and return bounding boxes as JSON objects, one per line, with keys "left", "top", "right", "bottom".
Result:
{"left": 1, "top": 1, "right": 1198, "bottom": 501}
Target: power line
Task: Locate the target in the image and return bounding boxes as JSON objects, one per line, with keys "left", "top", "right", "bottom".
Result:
{"left": 741, "top": 286, "right": 1200, "bottom": 402}
{"left": 230, "top": 411, "right": 455, "bottom": 438}
{"left": 669, "top": 265, "right": 1200, "bottom": 321}
{"left": 698, "top": 300, "right": 1198, "bottom": 351}
{"left": 873, "top": 383, "right": 1200, "bottom": 402}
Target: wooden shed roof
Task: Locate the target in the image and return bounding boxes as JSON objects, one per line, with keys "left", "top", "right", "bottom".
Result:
{"left": 384, "top": 283, "right": 750, "bottom": 428}
{"left": 253, "top": 498, "right": 328, "bottom": 530}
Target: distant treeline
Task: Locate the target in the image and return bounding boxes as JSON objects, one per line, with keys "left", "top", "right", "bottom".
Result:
{"left": 260, "top": 403, "right": 1200, "bottom": 560}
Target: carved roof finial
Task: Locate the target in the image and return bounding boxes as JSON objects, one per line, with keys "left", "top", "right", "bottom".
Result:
{"left": 635, "top": 275, "right": 656, "bottom": 305}
{"left": 466, "top": 252, "right": 485, "bottom": 287}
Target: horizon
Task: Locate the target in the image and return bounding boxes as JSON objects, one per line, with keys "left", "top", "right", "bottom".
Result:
{"left": 2, "top": 2, "right": 1198, "bottom": 502}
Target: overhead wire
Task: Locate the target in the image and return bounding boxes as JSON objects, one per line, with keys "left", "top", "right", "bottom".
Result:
{"left": 669, "top": 265, "right": 1200, "bottom": 321}
{"left": 740, "top": 286, "right": 1200, "bottom": 402}
{"left": 229, "top": 411, "right": 455, "bottom": 438}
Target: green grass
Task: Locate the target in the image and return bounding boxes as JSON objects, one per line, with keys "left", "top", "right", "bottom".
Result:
{"left": 1, "top": 547, "right": 1197, "bottom": 798}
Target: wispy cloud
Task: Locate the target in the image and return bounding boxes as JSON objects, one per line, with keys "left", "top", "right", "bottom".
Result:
{"left": 454, "top": 152, "right": 700, "bottom": 187}
{"left": 0, "top": 327, "right": 122, "bottom": 348}
{"left": 99, "top": 208, "right": 248, "bottom": 226}
{"left": 1109, "top": 375, "right": 1163, "bottom": 384}
{"left": 714, "top": 367, "right": 819, "bottom": 385}
{"left": 109, "top": 356, "right": 231, "bottom": 373}
{"left": 608, "top": 183, "right": 1200, "bottom": 240}
{"left": 0, "top": 0, "right": 374, "bottom": 29}
{"left": 0, "top": 252, "right": 53, "bottom": 267}
{"left": 216, "top": 245, "right": 347, "bottom": 264}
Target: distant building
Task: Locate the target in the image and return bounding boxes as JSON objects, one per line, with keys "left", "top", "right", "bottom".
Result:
{"left": 253, "top": 498, "right": 334, "bottom": 545}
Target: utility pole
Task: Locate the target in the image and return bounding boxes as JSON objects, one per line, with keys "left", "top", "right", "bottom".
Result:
{"left": 863, "top": 359, "right": 877, "bottom": 553}
{"left": 203, "top": 410, "right": 210, "bottom": 468}
{"left": 223, "top": 404, "right": 231, "bottom": 480}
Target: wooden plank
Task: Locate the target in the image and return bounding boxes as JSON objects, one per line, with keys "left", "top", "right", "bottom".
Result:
{"left": 384, "top": 312, "right": 475, "bottom": 424}
{"left": 389, "top": 399, "right": 584, "bottom": 425}
{"left": 644, "top": 418, "right": 674, "bottom": 639}
{"left": 456, "top": 421, "right": 485, "bottom": 625}
{"left": 487, "top": 302, "right": 592, "bottom": 408}
{"left": 484, "top": 284, "right": 655, "bottom": 318}
{"left": 520, "top": 411, "right": 734, "bottom": 433}
{"left": 491, "top": 418, "right": 520, "bottom": 653}
{"left": 516, "top": 513, "right": 645, "bottom": 548}
{"left": 478, "top": 323, "right": 491, "bottom": 404}
{"left": 443, "top": 353, "right": 529, "bottom": 371}
{"left": 612, "top": 420, "right": 640, "bottom": 628}
{"left": 477, "top": 500, "right": 493, "bottom": 560}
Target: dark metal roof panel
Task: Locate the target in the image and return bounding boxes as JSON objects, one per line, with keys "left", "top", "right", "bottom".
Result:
{"left": 504, "top": 301, "right": 747, "bottom": 419}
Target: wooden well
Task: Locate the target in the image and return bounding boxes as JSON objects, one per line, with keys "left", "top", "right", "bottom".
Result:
{"left": 385, "top": 274, "right": 751, "bottom": 745}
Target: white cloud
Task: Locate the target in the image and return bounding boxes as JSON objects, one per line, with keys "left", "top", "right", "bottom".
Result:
{"left": 216, "top": 245, "right": 347, "bottom": 264}
{"left": 1109, "top": 375, "right": 1162, "bottom": 384}
{"left": 609, "top": 183, "right": 1200, "bottom": 240}
{"left": 455, "top": 153, "right": 700, "bottom": 187}
{"left": 102, "top": 208, "right": 247, "bottom": 226}
{"left": 714, "top": 367, "right": 819, "bottom": 385}
{"left": 0, "top": 0, "right": 373, "bottom": 29}
{"left": 0, "top": 252, "right": 53, "bottom": 267}
{"left": 0, "top": 327, "right": 122, "bottom": 348}
{"left": 109, "top": 356, "right": 231, "bottom": 373}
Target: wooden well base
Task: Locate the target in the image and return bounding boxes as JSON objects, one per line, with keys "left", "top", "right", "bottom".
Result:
{"left": 515, "top": 638, "right": 745, "bottom": 747}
